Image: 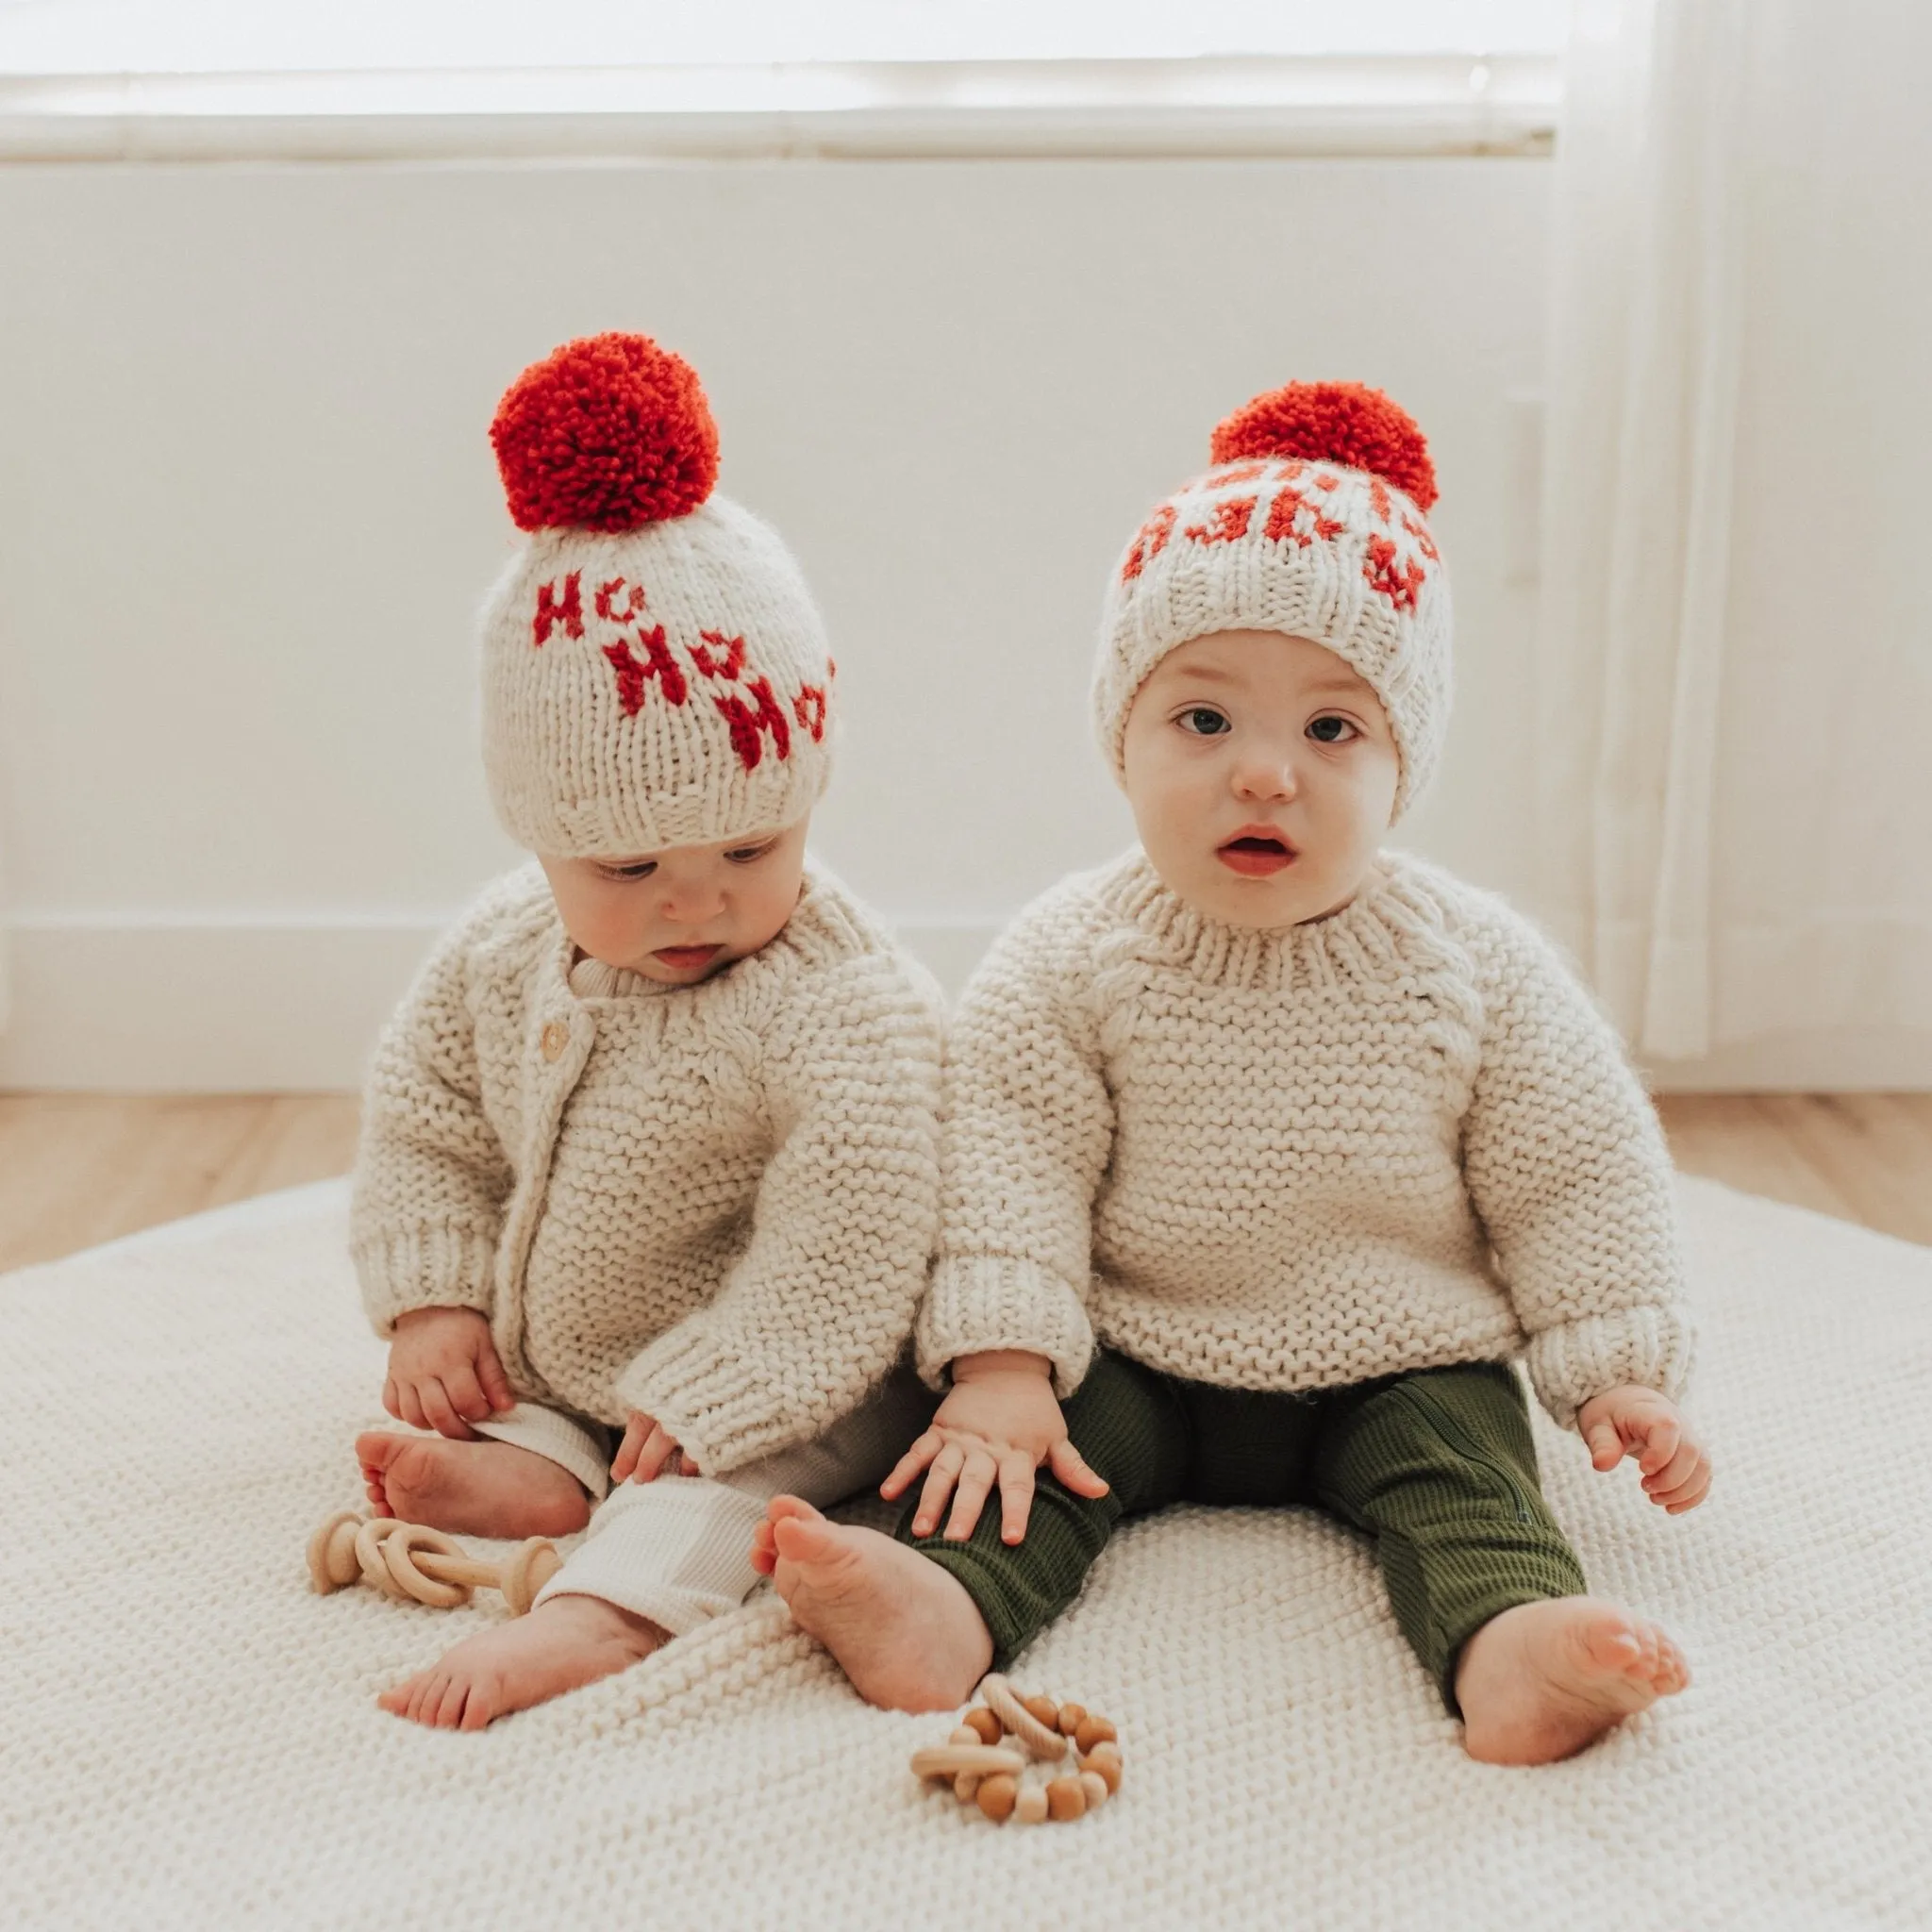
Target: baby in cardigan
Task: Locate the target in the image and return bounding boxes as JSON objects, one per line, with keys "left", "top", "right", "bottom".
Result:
{"left": 756, "top": 382, "right": 1710, "bottom": 1765}
{"left": 349, "top": 334, "right": 941, "bottom": 1730}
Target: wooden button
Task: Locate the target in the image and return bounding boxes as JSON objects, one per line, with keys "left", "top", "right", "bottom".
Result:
{"left": 541, "top": 1021, "right": 570, "bottom": 1061}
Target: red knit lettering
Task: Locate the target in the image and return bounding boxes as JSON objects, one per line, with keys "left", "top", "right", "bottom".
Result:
{"left": 715, "top": 676, "right": 791, "bottom": 770}
{"left": 793, "top": 684, "right": 827, "bottom": 742}
{"left": 594, "top": 576, "right": 648, "bottom": 623}
{"left": 1263, "top": 486, "right": 1340, "bottom": 547}
{"left": 690, "top": 629, "right": 747, "bottom": 680}
{"left": 1184, "top": 497, "right": 1257, "bottom": 546}
{"left": 1364, "top": 535, "right": 1427, "bottom": 611}
{"left": 1401, "top": 512, "right": 1441, "bottom": 561}
{"left": 533, "top": 572, "right": 583, "bottom": 646}
{"left": 1122, "top": 504, "right": 1177, "bottom": 581}
{"left": 603, "top": 625, "right": 689, "bottom": 715}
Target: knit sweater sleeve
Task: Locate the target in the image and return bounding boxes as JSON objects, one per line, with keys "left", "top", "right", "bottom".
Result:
{"left": 611, "top": 956, "right": 943, "bottom": 1476}
{"left": 914, "top": 892, "right": 1113, "bottom": 1396}
{"left": 349, "top": 909, "right": 514, "bottom": 1338}
{"left": 1460, "top": 905, "right": 1694, "bottom": 1429}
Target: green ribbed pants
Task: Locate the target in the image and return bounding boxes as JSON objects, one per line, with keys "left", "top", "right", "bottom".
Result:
{"left": 896, "top": 1352, "right": 1587, "bottom": 1711}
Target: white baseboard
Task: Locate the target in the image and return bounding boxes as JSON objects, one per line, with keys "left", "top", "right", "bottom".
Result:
{"left": 2, "top": 915, "right": 1926, "bottom": 1093}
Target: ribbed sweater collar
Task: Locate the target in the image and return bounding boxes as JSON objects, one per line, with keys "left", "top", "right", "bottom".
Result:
{"left": 1099, "top": 847, "right": 1454, "bottom": 994}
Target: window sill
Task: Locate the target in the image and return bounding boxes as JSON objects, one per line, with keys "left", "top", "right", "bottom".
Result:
{"left": 0, "top": 56, "right": 1557, "bottom": 164}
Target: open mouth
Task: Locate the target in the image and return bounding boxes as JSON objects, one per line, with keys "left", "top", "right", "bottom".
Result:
{"left": 1216, "top": 830, "right": 1298, "bottom": 878}
{"left": 653, "top": 944, "right": 724, "bottom": 970}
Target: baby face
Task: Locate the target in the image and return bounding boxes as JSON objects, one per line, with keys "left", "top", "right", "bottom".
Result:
{"left": 540, "top": 815, "right": 810, "bottom": 984}
{"left": 1120, "top": 630, "right": 1400, "bottom": 928}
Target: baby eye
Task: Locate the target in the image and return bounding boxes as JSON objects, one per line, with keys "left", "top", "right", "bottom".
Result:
{"left": 602, "top": 860, "right": 658, "bottom": 881}
{"left": 1177, "top": 707, "right": 1231, "bottom": 737}
{"left": 1307, "top": 715, "right": 1358, "bottom": 743}
{"left": 725, "top": 842, "right": 775, "bottom": 865}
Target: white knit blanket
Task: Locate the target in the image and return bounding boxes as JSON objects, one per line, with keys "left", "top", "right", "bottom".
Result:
{"left": 4, "top": 1176, "right": 1927, "bottom": 1930}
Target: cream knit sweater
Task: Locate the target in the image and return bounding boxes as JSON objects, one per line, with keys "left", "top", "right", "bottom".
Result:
{"left": 915, "top": 848, "right": 1692, "bottom": 1429}
{"left": 351, "top": 861, "right": 943, "bottom": 1475}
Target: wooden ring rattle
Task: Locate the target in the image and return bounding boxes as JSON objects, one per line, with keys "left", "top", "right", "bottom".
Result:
{"left": 911, "top": 1676, "right": 1123, "bottom": 1824}
{"left": 307, "top": 1511, "right": 562, "bottom": 1616}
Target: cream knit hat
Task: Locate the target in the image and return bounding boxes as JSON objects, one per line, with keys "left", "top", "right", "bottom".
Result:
{"left": 480, "top": 332, "right": 835, "bottom": 857}
{"left": 1093, "top": 381, "right": 1451, "bottom": 820}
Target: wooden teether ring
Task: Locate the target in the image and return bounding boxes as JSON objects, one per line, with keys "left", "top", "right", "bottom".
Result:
{"left": 911, "top": 1685, "right": 1122, "bottom": 1824}
{"left": 307, "top": 1511, "right": 364, "bottom": 1594}
{"left": 499, "top": 1537, "right": 563, "bottom": 1616}
{"left": 375, "top": 1522, "right": 473, "bottom": 1608}
{"left": 978, "top": 1674, "right": 1066, "bottom": 1760}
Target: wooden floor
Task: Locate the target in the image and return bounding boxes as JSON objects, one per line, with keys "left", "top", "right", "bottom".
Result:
{"left": 1, "top": 1091, "right": 1930, "bottom": 1274}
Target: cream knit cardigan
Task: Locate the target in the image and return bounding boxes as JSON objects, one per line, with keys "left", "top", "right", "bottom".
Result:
{"left": 351, "top": 861, "right": 943, "bottom": 1475}
{"left": 915, "top": 849, "right": 1691, "bottom": 1428}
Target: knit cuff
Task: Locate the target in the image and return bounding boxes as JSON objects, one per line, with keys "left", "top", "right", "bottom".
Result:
{"left": 612, "top": 1324, "right": 809, "bottom": 1479}
{"left": 353, "top": 1224, "right": 498, "bottom": 1339}
{"left": 914, "top": 1255, "right": 1094, "bottom": 1398}
{"left": 1524, "top": 1306, "right": 1695, "bottom": 1430}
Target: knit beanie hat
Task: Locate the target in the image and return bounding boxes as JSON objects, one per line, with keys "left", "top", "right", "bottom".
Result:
{"left": 479, "top": 332, "right": 835, "bottom": 857}
{"left": 1093, "top": 381, "right": 1450, "bottom": 820}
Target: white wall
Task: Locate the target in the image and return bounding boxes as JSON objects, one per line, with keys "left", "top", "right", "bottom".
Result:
{"left": 1, "top": 156, "right": 1553, "bottom": 1087}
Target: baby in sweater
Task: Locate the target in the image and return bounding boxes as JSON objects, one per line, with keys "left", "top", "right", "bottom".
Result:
{"left": 756, "top": 382, "right": 1710, "bottom": 1765}
{"left": 349, "top": 334, "right": 941, "bottom": 1729}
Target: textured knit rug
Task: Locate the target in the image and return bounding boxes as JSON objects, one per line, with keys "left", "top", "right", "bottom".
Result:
{"left": 3, "top": 1174, "right": 1928, "bottom": 1931}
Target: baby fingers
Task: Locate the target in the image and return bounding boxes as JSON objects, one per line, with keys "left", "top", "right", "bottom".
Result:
{"left": 1657, "top": 1454, "right": 1713, "bottom": 1512}
{"left": 912, "top": 1441, "right": 968, "bottom": 1538}
{"left": 998, "top": 1451, "right": 1037, "bottom": 1544}
{"left": 880, "top": 1429, "right": 945, "bottom": 1502}
{"left": 1636, "top": 1413, "right": 1681, "bottom": 1476}
{"left": 942, "top": 1449, "right": 1000, "bottom": 1541}
{"left": 1642, "top": 1436, "right": 1701, "bottom": 1497}
{"left": 1047, "top": 1439, "right": 1110, "bottom": 1500}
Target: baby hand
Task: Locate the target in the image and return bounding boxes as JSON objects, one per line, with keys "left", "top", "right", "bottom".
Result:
{"left": 880, "top": 1350, "right": 1108, "bottom": 1545}
{"left": 612, "top": 1410, "right": 699, "bottom": 1483}
{"left": 384, "top": 1306, "right": 516, "bottom": 1440}
{"left": 1576, "top": 1384, "right": 1712, "bottom": 1514}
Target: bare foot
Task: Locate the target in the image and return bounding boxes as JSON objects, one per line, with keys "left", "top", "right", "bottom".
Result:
{"left": 355, "top": 1430, "right": 591, "bottom": 1540}
{"left": 1455, "top": 1596, "right": 1690, "bottom": 1764}
{"left": 376, "top": 1594, "right": 663, "bottom": 1730}
{"left": 753, "top": 1495, "right": 992, "bottom": 1711}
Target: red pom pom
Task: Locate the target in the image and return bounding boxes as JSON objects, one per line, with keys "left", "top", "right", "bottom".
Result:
{"left": 1209, "top": 381, "right": 1438, "bottom": 513}
{"left": 490, "top": 332, "right": 720, "bottom": 533}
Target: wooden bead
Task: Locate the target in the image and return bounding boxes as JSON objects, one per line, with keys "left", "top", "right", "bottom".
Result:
{"left": 1014, "top": 1783, "right": 1050, "bottom": 1824}
{"left": 1078, "top": 1750, "right": 1122, "bottom": 1794}
{"left": 1056, "top": 1702, "right": 1087, "bottom": 1737}
{"left": 1078, "top": 1771, "right": 1109, "bottom": 1810}
{"left": 962, "top": 1707, "right": 1003, "bottom": 1747}
{"left": 909, "top": 1744, "right": 1025, "bottom": 1781}
{"left": 1021, "top": 1692, "right": 1059, "bottom": 1731}
{"left": 954, "top": 1772, "right": 981, "bottom": 1803}
{"left": 1073, "top": 1716, "right": 1117, "bottom": 1755}
{"left": 949, "top": 1725, "right": 980, "bottom": 1747}
{"left": 1044, "top": 1775, "right": 1088, "bottom": 1822}
{"left": 976, "top": 1774, "right": 1018, "bottom": 1823}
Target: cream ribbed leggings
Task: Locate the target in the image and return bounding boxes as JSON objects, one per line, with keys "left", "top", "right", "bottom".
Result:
{"left": 473, "top": 1364, "right": 934, "bottom": 1637}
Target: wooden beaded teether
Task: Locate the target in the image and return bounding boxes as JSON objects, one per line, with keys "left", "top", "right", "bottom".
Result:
{"left": 306, "top": 1510, "right": 562, "bottom": 1616}
{"left": 911, "top": 1674, "right": 1124, "bottom": 1824}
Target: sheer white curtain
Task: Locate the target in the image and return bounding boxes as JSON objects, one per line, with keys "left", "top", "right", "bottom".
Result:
{"left": 1534, "top": 0, "right": 1932, "bottom": 1064}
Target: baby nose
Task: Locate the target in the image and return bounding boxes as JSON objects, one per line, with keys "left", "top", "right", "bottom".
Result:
{"left": 1233, "top": 752, "right": 1299, "bottom": 802}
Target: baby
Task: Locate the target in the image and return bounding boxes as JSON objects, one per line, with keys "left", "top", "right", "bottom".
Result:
{"left": 757, "top": 381, "right": 1710, "bottom": 1765}
{"left": 348, "top": 332, "right": 941, "bottom": 1729}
